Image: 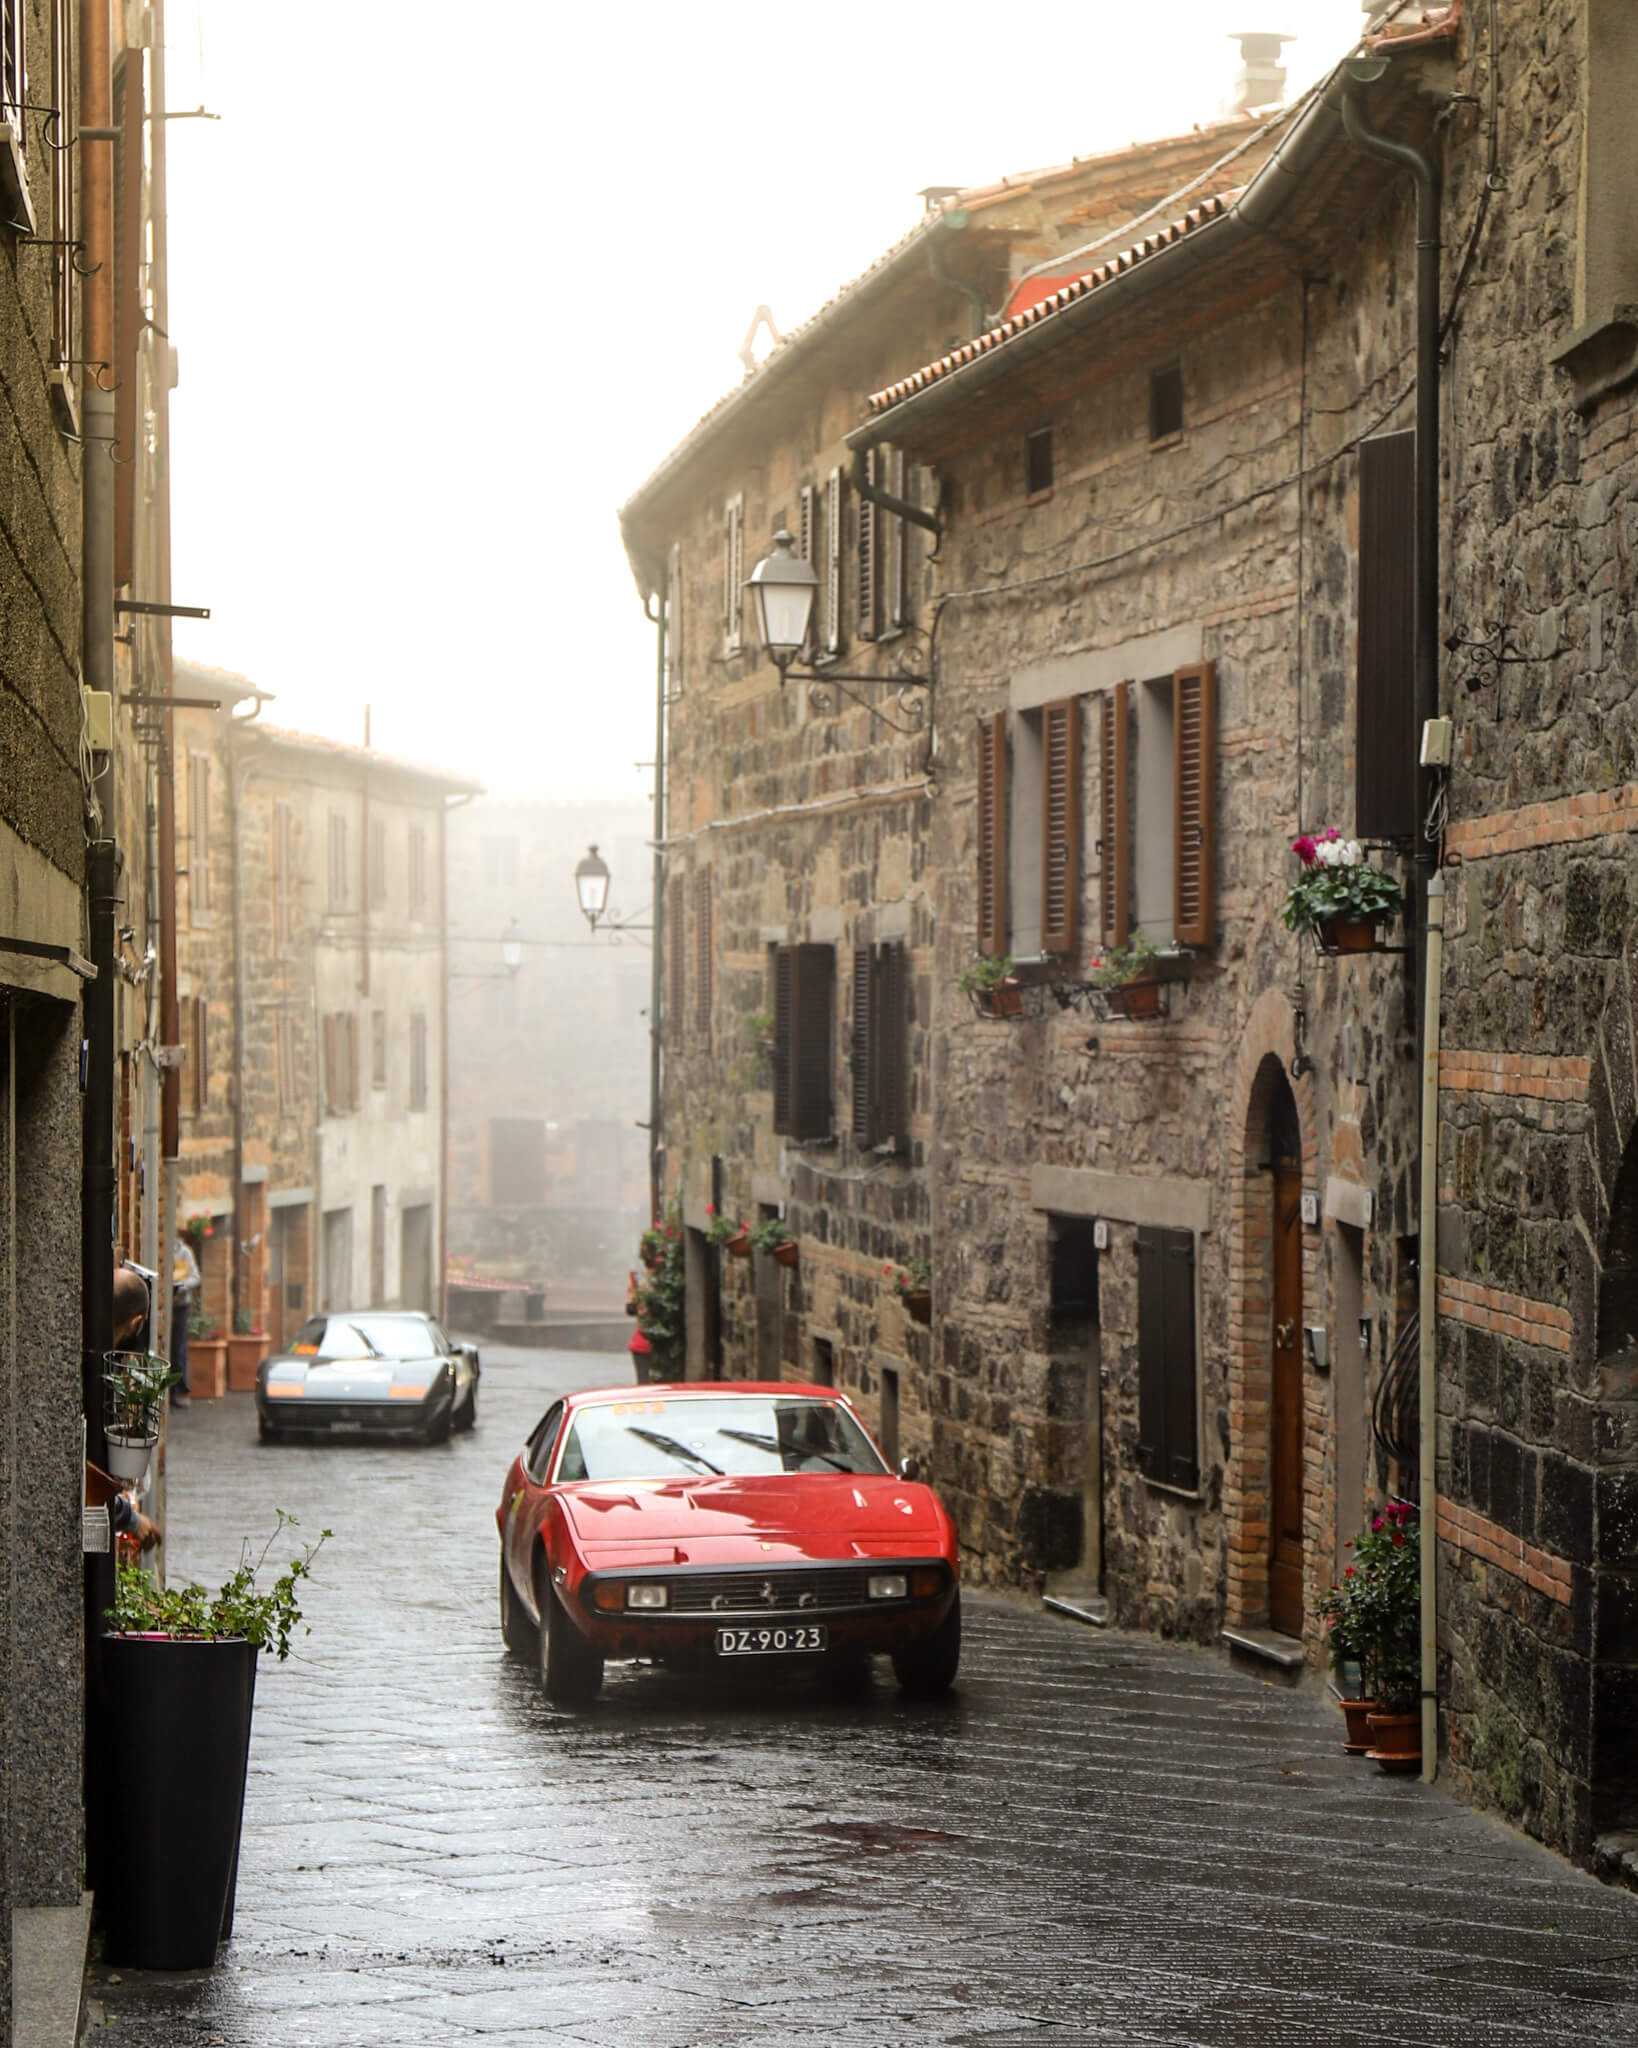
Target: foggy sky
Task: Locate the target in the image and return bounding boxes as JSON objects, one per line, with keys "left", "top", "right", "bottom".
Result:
{"left": 164, "top": 1, "right": 1372, "bottom": 803}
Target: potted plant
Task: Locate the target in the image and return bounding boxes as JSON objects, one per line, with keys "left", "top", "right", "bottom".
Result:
{"left": 228, "top": 1309, "right": 269, "bottom": 1393}
{"left": 103, "top": 1353, "right": 177, "bottom": 1484}
{"left": 957, "top": 954, "right": 1023, "bottom": 1020}
{"left": 100, "top": 1511, "right": 329, "bottom": 1969}
{"left": 1332, "top": 1501, "right": 1422, "bottom": 1770}
{"left": 885, "top": 1258, "right": 933, "bottom": 1325}
{"left": 1281, "top": 829, "right": 1404, "bottom": 954}
{"left": 638, "top": 1223, "right": 669, "bottom": 1272}
{"left": 704, "top": 1206, "right": 751, "bottom": 1256}
{"left": 1088, "top": 932, "right": 1162, "bottom": 1019}
{"left": 749, "top": 1215, "right": 799, "bottom": 1267}
{"left": 189, "top": 1310, "right": 228, "bottom": 1399}
{"left": 1317, "top": 1567, "right": 1376, "bottom": 1753}
{"left": 634, "top": 1205, "right": 685, "bottom": 1381}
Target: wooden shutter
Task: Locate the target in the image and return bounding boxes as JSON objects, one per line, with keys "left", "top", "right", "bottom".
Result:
{"left": 196, "top": 996, "right": 209, "bottom": 1109}
{"left": 774, "top": 944, "right": 834, "bottom": 1140}
{"left": 1172, "top": 660, "right": 1217, "bottom": 948}
{"left": 888, "top": 448, "right": 909, "bottom": 630}
{"left": 876, "top": 941, "right": 907, "bottom": 1150}
{"left": 724, "top": 495, "right": 743, "bottom": 652}
{"left": 112, "top": 51, "right": 145, "bottom": 584}
{"left": 858, "top": 450, "right": 878, "bottom": 641}
{"left": 694, "top": 871, "right": 713, "bottom": 1040}
{"left": 273, "top": 803, "right": 294, "bottom": 943}
{"left": 322, "top": 1015, "right": 337, "bottom": 1115}
{"left": 667, "top": 877, "right": 686, "bottom": 1042}
{"left": 976, "top": 712, "right": 1008, "bottom": 959}
{"left": 347, "top": 1013, "right": 361, "bottom": 1111}
{"left": 49, "top": 0, "right": 73, "bottom": 370}
{"left": 1136, "top": 1226, "right": 1199, "bottom": 1490}
{"left": 850, "top": 944, "right": 874, "bottom": 1144}
{"left": 1356, "top": 430, "right": 1416, "bottom": 840}
{"left": 825, "top": 468, "right": 844, "bottom": 657}
{"left": 1041, "top": 698, "right": 1082, "bottom": 957}
{"left": 1098, "top": 685, "right": 1130, "bottom": 950}
{"left": 798, "top": 483, "right": 815, "bottom": 564}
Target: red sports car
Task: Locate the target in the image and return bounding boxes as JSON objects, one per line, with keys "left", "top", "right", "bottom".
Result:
{"left": 496, "top": 1381, "right": 961, "bottom": 1703}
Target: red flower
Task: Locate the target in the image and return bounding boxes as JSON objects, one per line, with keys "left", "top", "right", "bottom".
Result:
{"left": 705, "top": 1204, "right": 716, "bottom": 1217}
{"left": 1293, "top": 835, "right": 1318, "bottom": 866}
{"left": 1345, "top": 1565, "right": 1355, "bottom": 1578}
{"left": 1393, "top": 1531, "right": 1405, "bottom": 1546}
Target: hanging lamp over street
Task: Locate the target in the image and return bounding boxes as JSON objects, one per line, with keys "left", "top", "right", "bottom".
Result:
{"left": 574, "top": 845, "right": 612, "bottom": 925}
{"left": 746, "top": 530, "right": 818, "bottom": 676}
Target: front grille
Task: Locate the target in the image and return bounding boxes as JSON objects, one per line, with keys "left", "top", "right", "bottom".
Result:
{"left": 664, "top": 1567, "right": 882, "bottom": 1616}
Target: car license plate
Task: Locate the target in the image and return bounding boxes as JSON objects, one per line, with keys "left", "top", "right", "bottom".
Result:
{"left": 328, "top": 1419, "right": 362, "bottom": 1435}
{"left": 715, "top": 1624, "right": 827, "bottom": 1657}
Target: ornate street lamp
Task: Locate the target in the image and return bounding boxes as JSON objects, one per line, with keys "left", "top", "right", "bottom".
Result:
{"left": 746, "top": 531, "right": 819, "bottom": 679}
{"left": 573, "top": 845, "right": 650, "bottom": 937}
{"left": 500, "top": 921, "right": 523, "bottom": 975}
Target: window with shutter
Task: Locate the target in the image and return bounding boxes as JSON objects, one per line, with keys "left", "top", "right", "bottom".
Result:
{"left": 371, "top": 1009, "right": 387, "bottom": 1090}
{"left": 195, "top": 996, "right": 209, "bottom": 1111}
{"left": 976, "top": 712, "right": 1008, "bottom": 959}
{"left": 409, "top": 1010, "right": 427, "bottom": 1111}
{"left": 694, "top": 872, "right": 713, "bottom": 1041}
{"left": 409, "top": 825, "right": 427, "bottom": 919}
{"left": 369, "top": 816, "right": 387, "bottom": 908}
{"left": 824, "top": 467, "right": 845, "bottom": 658}
{"left": 876, "top": 941, "right": 908, "bottom": 1149}
{"left": 1098, "top": 686, "right": 1130, "bottom": 950}
{"left": 277, "top": 1012, "right": 299, "bottom": 1116}
{"left": 1172, "top": 660, "right": 1216, "bottom": 948}
{"left": 724, "top": 494, "right": 744, "bottom": 653}
{"left": 1355, "top": 430, "right": 1416, "bottom": 840}
{"left": 858, "top": 451, "right": 878, "bottom": 641}
{"left": 49, "top": 1, "right": 73, "bottom": 375}
{"left": 1, "top": 3, "right": 23, "bottom": 154}
{"left": 797, "top": 484, "right": 815, "bottom": 564}
{"left": 273, "top": 803, "right": 296, "bottom": 943}
{"left": 1136, "top": 1226, "right": 1199, "bottom": 1490}
{"left": 851, "top": 944, "right": 873, "bottom": 1144}
{"left": 667, "top": 877, "right": 687, "bottom": 1044}
{"left": 1041, "top": 698, "right": 1082, "bottom": 957}
{"left": 772, "top": 944, "right": 834, "bottom": 1141}
{"left": 888, "top": 448, "right": 910, "bottom": 631}
{"left": 328, "top": 812, "right": 349, "bottom": 910}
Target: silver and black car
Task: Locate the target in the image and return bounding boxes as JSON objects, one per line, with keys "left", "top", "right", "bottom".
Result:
{"left": 256, "top": 1312, "right": 480, "bottom": 1445}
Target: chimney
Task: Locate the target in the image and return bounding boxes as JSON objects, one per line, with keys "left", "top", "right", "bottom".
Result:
{"left": 1229, "top": 30, "right": 1294, "bottom": 114}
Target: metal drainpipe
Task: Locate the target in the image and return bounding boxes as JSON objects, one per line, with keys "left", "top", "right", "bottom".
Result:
{"left": 647, "top": 562, "right": 668, "bottom": 1224}
{"left": 1340, "top": 80, "right": 1442, "bottom": 1783}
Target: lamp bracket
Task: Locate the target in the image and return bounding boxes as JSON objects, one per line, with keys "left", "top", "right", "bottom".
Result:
{"left": 850, "top": 450, "right": 941, "bottom": 536}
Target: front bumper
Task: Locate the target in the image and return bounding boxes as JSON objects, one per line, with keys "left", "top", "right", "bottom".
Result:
{"left": 572, "top": 1559, "right": 956, "bottom": 1661}
{"left": 258, "top": 1387, "right": 453, "bottom": 1435}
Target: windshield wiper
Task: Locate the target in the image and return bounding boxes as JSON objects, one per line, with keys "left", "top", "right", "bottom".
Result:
{"left": 717, "top": 1426, "right": 853, "bottom": 1473}
{"left": 625, "top": 1426, "right": 723, "bottom": 1475}
{"left": 337, "top": 1325, "right": 382, "bottom": 1358}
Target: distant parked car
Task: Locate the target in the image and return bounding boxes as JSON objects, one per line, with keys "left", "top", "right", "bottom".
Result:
{"left": 257, "top": 1312, "right": 480, "bottom": 1446}
{"left": 496, "top": 1380, "right": 961, "bottom": 1703}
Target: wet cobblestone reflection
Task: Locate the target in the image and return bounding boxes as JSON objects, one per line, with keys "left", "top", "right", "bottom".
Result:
{"left": 90, "top": 1350, "right": 1638, "bottom": 2047}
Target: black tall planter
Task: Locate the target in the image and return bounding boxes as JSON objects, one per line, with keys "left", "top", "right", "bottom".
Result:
{"left": 99, "top": 1635, "right": 259, "bottom": 1969}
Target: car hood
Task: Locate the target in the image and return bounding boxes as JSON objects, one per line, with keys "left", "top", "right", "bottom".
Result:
{"left": 268, "top": 1356, "right": 442, "bottom": 1395}
{"left": 560, "top": 1473, "right": 950, "bottom": 1563}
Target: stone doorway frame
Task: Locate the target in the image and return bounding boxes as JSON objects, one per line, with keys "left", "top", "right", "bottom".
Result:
{"left": 1224, "top": 989, "right": 1323, "bottom": 1642}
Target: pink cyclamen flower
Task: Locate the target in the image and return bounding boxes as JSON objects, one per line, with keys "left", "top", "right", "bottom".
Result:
{"left": 1292, "top": 835, "right": 1318, "bottom": 866}
{"left": 705, "top": 1204, "right": 716, "bottom": 1217}
{"left": 1345, "top": 1566, "right": 1355, "bottom": 1579}
{"left": 1321, "top": 827, "right": 1341, "bottom": 841}
{"left": 1372, "top": 1515, "right": 1384, "bottom": 1532}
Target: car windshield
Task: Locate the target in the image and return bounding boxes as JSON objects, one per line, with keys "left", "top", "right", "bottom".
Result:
{"left": 556, "top": 1397, "right": 888, "bottom": 1482}
{"left": 290, "top": 1316, "right": 438, "bottom": 1360}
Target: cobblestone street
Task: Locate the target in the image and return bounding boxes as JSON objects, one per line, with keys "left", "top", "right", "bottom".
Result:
{"left": 89, "top": 1347, "right": 1638, "bottom": 2048}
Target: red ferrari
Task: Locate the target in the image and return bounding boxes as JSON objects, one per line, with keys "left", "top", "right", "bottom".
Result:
{"left": 496, "top": 1382, "right": 961, "bottom": 1703}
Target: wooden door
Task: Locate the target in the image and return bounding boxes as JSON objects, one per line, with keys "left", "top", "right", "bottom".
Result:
{"left": 1270, "top": 1161, "right": 1305, "bottom": 1635}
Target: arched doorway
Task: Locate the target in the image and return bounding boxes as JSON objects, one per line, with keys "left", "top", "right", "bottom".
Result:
{"left": 1266, "top": 1069, "right": 1306, "bottom": 1635}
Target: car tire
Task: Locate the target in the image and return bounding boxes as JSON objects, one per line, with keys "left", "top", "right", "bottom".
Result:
{"left": 257, "top": 1414, "right": 283, "bottom": 1445}
{"left": 454, "top": 1384, "right": 477, "bottom": 1434}
{"left": 424, "top": 1401, "right": 452, "bottom": 1447}
{"left": 500, "top": 1558, "right": 538, "bottom": 1662}
{"left": 891, "top": 1590, "right": 962, "bottom": 1697}
{"left": 533, "top": 1559, "right": 603, "bottom": 1705}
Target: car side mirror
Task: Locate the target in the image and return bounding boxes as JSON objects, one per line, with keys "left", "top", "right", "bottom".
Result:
{"left": 897, "top": 1454, "right": 922, "bottom": 1484}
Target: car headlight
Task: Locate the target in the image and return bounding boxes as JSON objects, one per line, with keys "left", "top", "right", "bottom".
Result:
{"left": 868, "top": 1573, "right": 909, "bottom": 1601}
{"left": 626, "top": 1583, "right": 668, "bottom": 1610}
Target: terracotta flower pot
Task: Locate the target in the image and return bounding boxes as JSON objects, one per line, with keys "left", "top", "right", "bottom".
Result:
{"left": 1365, "top": 1709, "right": 1421, "bottom": 1772}
{"left": 772, "top": 1239, "right": 800, "bottom": 1268}
{"left": 1106, "top": 977, "right": 1162, "bottom": 1020}
{"left": 726, "top": 1231, "right": 752, "bottom": 1258}
{"left": 1339, "top": 1697, "right": 1379, "bottom": 1755}
{"left": 190, "top": 1338, "right": 228, "bottom": 1399}
{"left": 1317, "top": 915, "right": 1376, "bottom": 955}
{"left": 902, "top": 1287, "right": 933, "bottom": 1326}
{"left": 227, "top": 1333, "right": 269, "bottom": 1393}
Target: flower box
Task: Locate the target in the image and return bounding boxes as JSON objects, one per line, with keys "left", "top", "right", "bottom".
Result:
{"left": 971, "top": 977, "right": 1024, "bottom": 1020}
{"left": 1104, "top": 978, "right": 1164, "bottom": 1020}
{"left": 903, "top": 1287, "right": 932, "bottom": 1326}
{"left": 1315, "top": 916, "right": 1379, "bottom": 956}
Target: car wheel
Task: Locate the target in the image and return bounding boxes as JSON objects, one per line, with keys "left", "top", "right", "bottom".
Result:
{"left": 257, "top": 1414, "right": 283, "bottom": 1445}
{"left": 424, "top": 1401, "right": 452, "bottom": 1446}
{"left": 533, "top": 1559, "right": 603, "bottom": 1705}
{"left": 454, "top": 1383, "right": 478, "bottom": 1434}
{"left": 500, "top": 1558, "right": 538, "bottom": 1662}
{"left": 891, "top": 1589, "right": 962, "bottom": 1697}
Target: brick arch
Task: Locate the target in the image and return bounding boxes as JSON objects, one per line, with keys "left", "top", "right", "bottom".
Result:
{"left": 1578, "top": 962, "right": 1638, "bottom": 1839}
{"left": 1223, "top": 987, "right": 1323, "bottom": 1639}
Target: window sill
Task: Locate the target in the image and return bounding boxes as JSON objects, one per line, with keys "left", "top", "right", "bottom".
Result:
{"left": 1026, "top": 487, "right": 1054, "bottom": 508}
{"left": 1148, "top": 430, "right": 1184, "bottom": 453}
{"left": 1548, "top": 305, "right": 1638, "bottom": 410}
{"left": 1142, "top": 1474, "right": 1201, "bottom": 1504}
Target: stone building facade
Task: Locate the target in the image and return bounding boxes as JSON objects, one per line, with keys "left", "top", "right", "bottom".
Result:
{"left": 851, "top": 0, "right": 1636, "bottom": 1873}
{"left": 170, "top": 676, "right": 479, "bottom": 1352}
{"left": 619, "top": 124, "right": 1278, "bottom": 1461}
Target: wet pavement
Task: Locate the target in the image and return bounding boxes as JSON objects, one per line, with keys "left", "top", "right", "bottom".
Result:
{"left": 89, "top": 1347, "right": 1638, "bottom": 2047}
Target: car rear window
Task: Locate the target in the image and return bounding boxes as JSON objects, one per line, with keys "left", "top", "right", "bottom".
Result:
{"left": 290, "top": 1316, "right": 439, "bottom": 1359}
{"left": 556, "top": 1397, "right": 888, "bottom": 1483}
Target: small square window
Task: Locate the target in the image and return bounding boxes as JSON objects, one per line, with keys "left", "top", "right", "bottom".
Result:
{"left": 1026, "top": 427, "right": 1054, "bottom": 497}
{"left": 1150, "top": 364, "right": 1183, "bottom": 443}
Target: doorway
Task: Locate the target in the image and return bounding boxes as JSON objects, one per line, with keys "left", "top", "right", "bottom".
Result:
{"left": 400, "top": 1203, "right": 433, "bottom": 1312}
{"left": 1269, "top": 1074, "right": 1305, "bottom": 1636}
